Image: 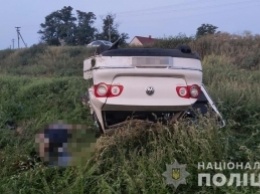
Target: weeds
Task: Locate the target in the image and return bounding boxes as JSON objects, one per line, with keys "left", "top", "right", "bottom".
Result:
{"left": 0, "top": 35, "right": 259, "bottom": 193}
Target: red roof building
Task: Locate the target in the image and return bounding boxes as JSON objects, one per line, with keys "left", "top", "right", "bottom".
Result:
{"left": 129, "top": 35, "right": 159, "bottom": 46}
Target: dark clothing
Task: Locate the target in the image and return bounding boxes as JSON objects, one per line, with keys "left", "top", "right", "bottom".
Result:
{"left": 43, "top": 127, "right": 72, "bottom": 166}
{"left": 44, "top": 128, "right": 70, "bottom": 144}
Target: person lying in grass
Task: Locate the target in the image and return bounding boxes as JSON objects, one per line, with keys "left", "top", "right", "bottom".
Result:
{"left": 35, "top": 122, "right": 73, "bottom": 167}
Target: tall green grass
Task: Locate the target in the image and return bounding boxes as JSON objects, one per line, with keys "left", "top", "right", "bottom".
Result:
{"left": 0, "top": 34, "right": 260, "bottom": 193}
{"left": 155, "top": 33, "right": 260, "bottom": 70}
{"left": 0, "top": 44, "right": 95, "bottom": 76}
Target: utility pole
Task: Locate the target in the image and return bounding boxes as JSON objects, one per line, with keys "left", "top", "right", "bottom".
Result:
{"left": 15, "top": 27, "right": 27, "bottom": 49}
{"left": 15, "top": 27, "right": 20, "bottom": 49}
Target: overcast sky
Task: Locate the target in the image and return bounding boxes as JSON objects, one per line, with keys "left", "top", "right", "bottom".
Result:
{"left": 0, "top": 0, "right": 260, "bottom": 50}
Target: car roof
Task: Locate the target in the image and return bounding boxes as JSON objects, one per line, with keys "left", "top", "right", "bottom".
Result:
{"left": 101, "top": 48, "right": 200, "bottom": 59}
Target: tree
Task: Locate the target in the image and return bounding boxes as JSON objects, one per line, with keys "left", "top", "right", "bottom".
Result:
{"left": 38, "top": 6, "right": 77, "bottom": 45}
{"left": 38, "top": 8, "right": 128, "bottom": 46}
{"left": 38, "top": 11, "right": 62, "bottom": 45}
{"left": 196, "top": 23, "right": 218, "bottom": 38}
{"left": 95, "top": 14, "right": 129, "bottom": 45}
{"left": 58, "top": 6, "right": 77, "bottom": 45}
{"left": 75, "top": 10, "right": 97, "bottom": 45}
{"left": 38, "top": 6, "right": 97, "bottom": 46}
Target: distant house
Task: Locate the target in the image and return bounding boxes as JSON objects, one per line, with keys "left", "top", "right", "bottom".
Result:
{"left": 129, "top": 35, "right": 159, "bottom": 46}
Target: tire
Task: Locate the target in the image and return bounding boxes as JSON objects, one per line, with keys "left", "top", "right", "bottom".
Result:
{"left": 176, "top": 45, "right": 192, "bottom": 54}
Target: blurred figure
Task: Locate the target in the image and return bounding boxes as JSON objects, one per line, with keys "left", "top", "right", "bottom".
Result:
{"left": 35, "top": 122, "right": 73, "bottom": 167}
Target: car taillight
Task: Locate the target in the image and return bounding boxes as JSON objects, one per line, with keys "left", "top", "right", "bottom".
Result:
{"left": 188, "top": 84, "right": 200, "bottom": 98}
{"left": 176, "top": 86, "right": 189, "bottom": 98}
{"left": 94, "top": 83, "right": 123, "bottom": 97}
{"left": 110, "top": 85, "right": 123, "bottom": 96}
{"left": 95, "top": 83, "right": 109, "bottom": 97}
{"left": 176, "top": 84, "right": 200, "bottom": 99}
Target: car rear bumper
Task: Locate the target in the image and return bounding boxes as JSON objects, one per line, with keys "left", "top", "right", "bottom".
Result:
{"left": 102, "top": 110, "right": 184, "bottom": 129}
{"left": 102, "top": 104, "right": 189, "bottom": 111}
{"left": 92, "top": 102, "right": 191, "bottom": 131}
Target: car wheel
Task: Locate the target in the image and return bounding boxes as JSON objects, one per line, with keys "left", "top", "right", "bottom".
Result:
{"left": 176, "top": 45, "right": 192, "bottom": 54}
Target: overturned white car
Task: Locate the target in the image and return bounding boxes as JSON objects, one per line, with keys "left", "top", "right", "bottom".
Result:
{"left": 83, "top": 43, "right": 225, "bottom": 134}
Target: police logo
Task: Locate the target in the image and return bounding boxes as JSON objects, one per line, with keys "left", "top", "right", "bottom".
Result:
{"left": 172, "top": 168, "right": 180, "bottom": 180}
{"left": 146, "top": 86, "right": 154, "bottom": 96}
{"left": 162, "top": 160, "right": 190, "bottom": 189}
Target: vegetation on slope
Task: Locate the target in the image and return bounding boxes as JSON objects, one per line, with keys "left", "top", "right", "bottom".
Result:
{"left": 0, "top": 34, "right": 259, "bottom": 193}
{"left": 0, "top": 44, "right": 95, "bottom": 76}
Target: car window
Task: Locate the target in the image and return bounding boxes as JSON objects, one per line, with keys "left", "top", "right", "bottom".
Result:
{"left": 92, "top": 41, "right": 101, "bottom": 45}
{"left": 103, "top": 41, "right": 112, "bottom": 45}
{"left": 88, "top": 40, "right": 112, "bottom": 46}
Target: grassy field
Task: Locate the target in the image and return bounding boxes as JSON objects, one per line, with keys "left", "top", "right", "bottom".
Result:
{"left": 0, "top": 35, "right": 260, "bottom": 193}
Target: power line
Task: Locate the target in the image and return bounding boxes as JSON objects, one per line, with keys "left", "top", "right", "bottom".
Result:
{"left": 116, "top": 0, "right": 258, "bottom": 17}
{"left": 121, "top": 0, "right": 259, "bottom": 21}
{"left": 114, "top": 0, "right": 260, "bottom": 29}
{"left": 116, "top": 0, "right": 209, "bottom": 15}
{"left": 116, "top": 1, "right": 260, "bottom": 37}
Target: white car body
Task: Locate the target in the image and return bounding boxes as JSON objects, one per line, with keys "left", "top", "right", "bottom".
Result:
{"left": 83, "top": 47, "right": 225, "bottom": 133}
